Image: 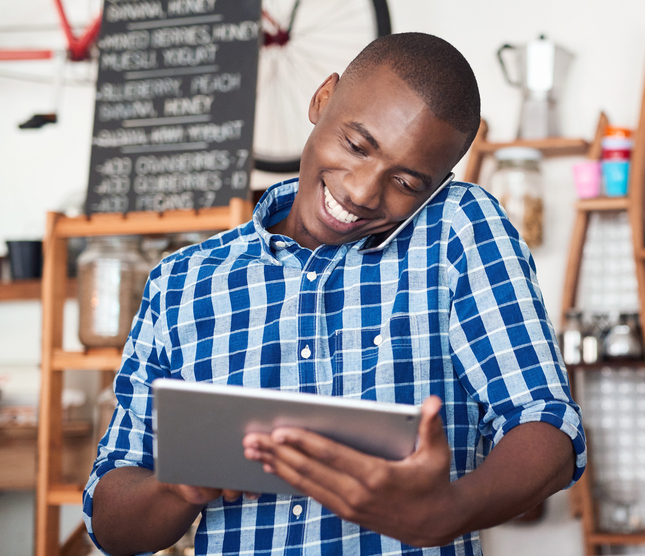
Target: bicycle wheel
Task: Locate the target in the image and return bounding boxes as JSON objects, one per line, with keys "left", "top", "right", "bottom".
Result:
{"left": 253, "top": 0, "right": 391, "bottom": 173}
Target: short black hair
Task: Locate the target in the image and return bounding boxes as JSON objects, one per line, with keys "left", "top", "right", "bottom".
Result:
{"left": 342, "top": 32, "right": 481, "bottom": 160}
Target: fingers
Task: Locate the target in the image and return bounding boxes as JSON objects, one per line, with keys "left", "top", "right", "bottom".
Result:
{"left": 245, "top": 428, "right": 378, "bottom": 482}
{"left": 167, "top": 483, "right": 223, "bottom": 506}
{"left": 165, "top": 483, "right": 247, "bottom": 505}
{"left": 415, "top": 396, "right": 446, "bottom": 451}
{"left": 243, "top": 430, "right": 368, "bottom": 505}
{"left": 221, "top": 489, "right": 243, "bottom": 502}
{"left": 408, "top": 396, "right": 452, "bottom": 480}
{"left": 246, "top": 432, "right": 365, "bottom": 518}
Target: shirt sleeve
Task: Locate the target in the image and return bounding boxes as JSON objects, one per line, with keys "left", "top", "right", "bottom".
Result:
{"left": 82, "top": 270, "right": 170, "bottom": 555}
{"left": 445, "top": 185, "right": 586, "bottom": 485}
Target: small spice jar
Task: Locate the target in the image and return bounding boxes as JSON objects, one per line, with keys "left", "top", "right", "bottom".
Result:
{"left": 77, "top": 236, "right": 148, "bottom": 348}
{"left": 601, "top": 126, "right": 633, "bottom": 197}
{"left": 490, "top": 147, "right": 544, "bottom": 248}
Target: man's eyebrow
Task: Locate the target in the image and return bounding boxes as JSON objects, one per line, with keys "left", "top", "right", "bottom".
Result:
{"left": 348, "top": 121, "right": 380, "bottom": 150}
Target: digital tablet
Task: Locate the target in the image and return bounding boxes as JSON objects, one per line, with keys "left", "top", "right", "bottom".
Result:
{"left": 152, "top": 379, "right": 422, "bottom": 496}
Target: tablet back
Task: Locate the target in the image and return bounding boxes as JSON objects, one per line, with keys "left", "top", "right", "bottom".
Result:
{"left": 152, "top": 379, "right": 421, "bottom": 495}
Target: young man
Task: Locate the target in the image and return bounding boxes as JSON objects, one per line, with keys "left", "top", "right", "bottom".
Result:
{"left": 83, "top": 33, "right": 585, "bottom": 555}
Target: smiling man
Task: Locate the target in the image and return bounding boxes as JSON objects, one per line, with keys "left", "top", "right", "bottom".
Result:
{"left": 84, "top": 33, "right": 585, "bottom": 556}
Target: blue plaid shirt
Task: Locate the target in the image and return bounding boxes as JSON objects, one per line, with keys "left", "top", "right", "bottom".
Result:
{"left": 83, "top": 178, "right": 586, "bottom": 556}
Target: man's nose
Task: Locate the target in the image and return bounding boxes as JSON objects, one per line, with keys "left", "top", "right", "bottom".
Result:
{"left": 344, "top": 169, "right": 383, "bottom": 211}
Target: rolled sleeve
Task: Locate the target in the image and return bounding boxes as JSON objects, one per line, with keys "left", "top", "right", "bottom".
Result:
{"left": 83, "top": 274, "right": 170, "bottom": 553}
{"left": 446, "top": 187, "right": 586, "bottom": 484}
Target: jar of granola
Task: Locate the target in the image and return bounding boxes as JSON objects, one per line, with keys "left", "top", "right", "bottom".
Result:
{"left": 490, "top": 147, "right": 544, "bottom": 248}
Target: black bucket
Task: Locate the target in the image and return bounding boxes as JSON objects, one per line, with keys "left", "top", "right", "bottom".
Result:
{"left": 7, "top": 240, "right": 43, "bottom": 280}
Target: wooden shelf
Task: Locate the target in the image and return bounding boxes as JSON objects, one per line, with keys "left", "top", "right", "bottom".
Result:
{"left": 0, "top": 278, "right": 77, "bottom": 302}
{"left": 52, "top": 348, "right": 123, "bottom": 371}
{"left": 47, "top": 484, "right": 84, "bottom": 506}
{"left": 0, "top": 421, "right": 93, "bottom": 492}
{"left": 462, "top": 120, "right": 590, "bottom": 184}
{"left": 51, "top": 201, "right": 250, "bottom": 239}
{"left": 575, "top": 197, "right": 630, "bottom": 212}
{"left": 567, "top": 359, "right": 645, "bottom": 371}
{"left": 472, "top": 136, "right": 589, "bottom": 157}
{"left": 589, "top": 532, "right": 645, "bottom": 545}
{"left": 0, "top": 420, "right": 92, "bottom": 440}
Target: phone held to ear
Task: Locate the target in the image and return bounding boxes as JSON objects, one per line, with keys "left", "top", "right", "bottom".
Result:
{"left": 358, "top": 172, "right": 455, "bottom": 254}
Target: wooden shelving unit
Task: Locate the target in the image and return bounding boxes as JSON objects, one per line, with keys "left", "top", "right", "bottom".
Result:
{"left": 558, "top": 68, "right": 645, "bottom": 555}
{"left": 0, "top": 278, "right": 79, "bottom": 493}
{"left": 463, "top": 97, "right": 645, "bottom": 553}
{"left": 35, "top": 199, "right": 253, "bottom": 556}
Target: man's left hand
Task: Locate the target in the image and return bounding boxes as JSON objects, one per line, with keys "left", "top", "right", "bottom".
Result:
{"left": 243, "top": 396, "right": 463, "bottom": 547}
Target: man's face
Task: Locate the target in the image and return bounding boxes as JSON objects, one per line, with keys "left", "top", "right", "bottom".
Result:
{"left": 275, "top": 65, "right": 468, "bottom": 251}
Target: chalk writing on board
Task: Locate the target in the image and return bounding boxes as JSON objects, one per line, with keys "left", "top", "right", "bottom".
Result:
{"left": 85, "top": 0, "right": 261, "bottom": 214}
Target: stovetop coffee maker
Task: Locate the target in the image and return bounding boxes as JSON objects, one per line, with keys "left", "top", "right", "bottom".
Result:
{"left": 497, "top": 35, "right": 573, "bottom": 140}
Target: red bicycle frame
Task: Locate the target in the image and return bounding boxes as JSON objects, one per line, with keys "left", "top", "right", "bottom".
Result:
{"left": 0, "top": 0, "right": 102, "bottom": 62}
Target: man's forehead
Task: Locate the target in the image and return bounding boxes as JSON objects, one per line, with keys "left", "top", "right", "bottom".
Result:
{"left": 339, "top": 63, "right": 410, "bottom": 96}
{"left": 335, "top": 69, "right": 432, "bottom": 125}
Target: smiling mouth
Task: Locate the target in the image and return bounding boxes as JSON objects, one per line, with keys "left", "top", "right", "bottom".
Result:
{"left": 323, "top": 185, "right": 360, "bottom": 224}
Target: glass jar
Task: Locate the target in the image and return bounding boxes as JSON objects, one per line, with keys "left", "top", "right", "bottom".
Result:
{"left": 77, "top": 236, "right": 148, "bottom": 348}
{"left": 604, "top": 313, "right": 643, "bottom": 359}
{"left": 560, "top": 309, "right": 583, "bottom": 365}
{"left": 489, "top": 147, "right": 544, "bottom": 248}
{"left": 581, "top": 312, "right": 602, "bottom": 364}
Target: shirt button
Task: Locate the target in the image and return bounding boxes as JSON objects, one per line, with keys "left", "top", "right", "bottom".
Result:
{"left": 306, "top": 271, "right": 317, "bottom": 281}
{"left": 292, "top": 504, "right": 303, "bottom": 517}
{"left": 301, "top": 345, "right": 311, "bottom": 359}
{"left": 274, "top": 240, "right": 286, "bottom": 249}
{"left": 373, "top": 334, "right": 383, "bottom": 346}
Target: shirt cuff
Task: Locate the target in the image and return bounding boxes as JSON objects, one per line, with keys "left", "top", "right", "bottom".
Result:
{"left": 491, "top": 403, "right": 587, "bottom": 488}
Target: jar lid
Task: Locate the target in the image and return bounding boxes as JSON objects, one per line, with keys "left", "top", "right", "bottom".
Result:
{"left": 604, "top": 126, "right": 632, "bottom": 139}
{"left": 494, "top": 147, "right": 543, "bottom": 162}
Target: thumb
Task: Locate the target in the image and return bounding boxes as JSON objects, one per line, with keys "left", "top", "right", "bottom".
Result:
{"left": 415, "top": 395, "right": 448, "bottom": 455}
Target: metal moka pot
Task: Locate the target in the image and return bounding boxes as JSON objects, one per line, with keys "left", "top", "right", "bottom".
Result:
{"left": 497, "top": 35, "right": 573, "bottom": 140}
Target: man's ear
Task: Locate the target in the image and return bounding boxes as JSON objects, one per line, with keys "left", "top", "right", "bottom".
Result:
{"left": 308, "top": 73, "right": 340, "bottom": 125}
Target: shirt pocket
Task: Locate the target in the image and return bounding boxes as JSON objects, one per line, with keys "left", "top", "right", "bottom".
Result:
{"left": 331, "top": 314, "right": 424, "bottom": 404}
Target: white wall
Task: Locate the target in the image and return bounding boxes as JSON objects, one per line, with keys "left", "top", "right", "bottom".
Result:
{"left": 2, "top": 1, "right": 645, "bottom": 554}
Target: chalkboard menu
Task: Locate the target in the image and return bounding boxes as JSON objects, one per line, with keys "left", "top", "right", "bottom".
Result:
{"left": 85, "top": 0, "right": 261, "bottom": 214}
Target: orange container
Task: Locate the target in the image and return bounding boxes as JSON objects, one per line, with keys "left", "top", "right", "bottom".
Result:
{"left": 604, "top": 126, "right": 632, "bottom": 139}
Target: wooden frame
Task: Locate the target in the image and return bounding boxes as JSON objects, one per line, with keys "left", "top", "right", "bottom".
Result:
{"left": 464, "top": 82, "right": 645, "bottom": 552}
{"left": 556, "top": 69, "right": 645, "bottom": 555}
{"left": 35, "top": 199, "right": 253, "bottom": 556}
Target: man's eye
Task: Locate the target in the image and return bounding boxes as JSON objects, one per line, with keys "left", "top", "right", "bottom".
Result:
{"left": 346, "top": 138, "right": 364, "bottom": 154}
{"left": 396, "top": 178, "right": 420, "bottom": 194}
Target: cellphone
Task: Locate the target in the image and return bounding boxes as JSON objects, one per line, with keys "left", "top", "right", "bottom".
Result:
{"left": 358, "top": 172, "right": 454, "bottom": 254}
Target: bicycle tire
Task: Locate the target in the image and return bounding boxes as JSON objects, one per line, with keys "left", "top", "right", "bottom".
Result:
{"left": 253, "top": 0, "right": 391, "bottom": 174}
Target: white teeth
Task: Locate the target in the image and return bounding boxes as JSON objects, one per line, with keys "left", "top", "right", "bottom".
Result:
{"left": 324, "top": 186, "right": 359, "bottom": 224}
